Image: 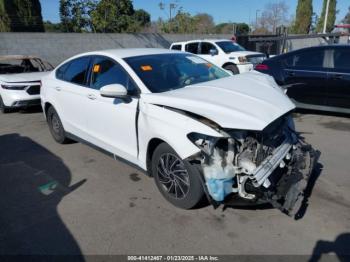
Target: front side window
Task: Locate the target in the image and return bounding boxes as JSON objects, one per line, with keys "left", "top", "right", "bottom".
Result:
{"left": 333, "top": 48, "right": 350, "bottom": 70}
{"left": 62, "top": 56, "right": 91, "bottom": 85}
{"left": 124, "top": 53, "right": 230, "bottom": 93}
{"left": 185, "top": 43, "right": 199, "bottom": 54}
{"left": 215, "top": 41, "right": 246, "bottom": 53}
{"left": 90, "top": 56, "right": 137, "bottom": 94}
{"left": 200, "top": 42, "right": 217, "bottom": 55}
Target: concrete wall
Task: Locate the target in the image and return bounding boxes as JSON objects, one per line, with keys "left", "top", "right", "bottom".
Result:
{"left": 0, "top": 33, "right": 349, "bottom": 66}
{"left": 0, "top": 33, "right": 231, "bottom": 66}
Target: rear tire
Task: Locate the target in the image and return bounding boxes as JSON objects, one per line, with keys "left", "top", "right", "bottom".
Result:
{"left": 0, "top": 96, "right": 10, "bottom": 113}
{"left": 47, "top": 106, "right": 70, "bottom": 144}
{"left": 224, "top": 64, "right": 239, "bottom": 75}
{"left": 152, "top": 143, "right": 205, "bottom": 209}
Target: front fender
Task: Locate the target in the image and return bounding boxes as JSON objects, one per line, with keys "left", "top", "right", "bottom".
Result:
{"left": 138, "top": 102, "right": 223, "bottom": 170}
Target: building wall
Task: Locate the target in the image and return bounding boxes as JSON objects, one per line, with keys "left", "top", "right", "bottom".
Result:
{"left": 0, "top": 33, "right": 348, "bottom": 66}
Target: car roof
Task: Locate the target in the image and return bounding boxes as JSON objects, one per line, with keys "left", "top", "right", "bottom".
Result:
{"left": 74, "top": 48, "right": 184, "bottom": 59}
{"left": 0, "top": 55, "right": 40, "bottom": 61}
{"left": 172, "top": 39, "right": 232, "bottom": 45}
{"left": 269, "top": 44, "right": 350, "bottom": 60}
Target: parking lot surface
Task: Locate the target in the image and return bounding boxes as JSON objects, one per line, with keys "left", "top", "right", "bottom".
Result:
{"left": 0, "top": 108, "right": 349, "bottom": 256}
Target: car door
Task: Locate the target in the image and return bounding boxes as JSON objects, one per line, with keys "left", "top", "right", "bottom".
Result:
{"left": 283, "top": 48, "right": 329, "bottom": 107}
{"left": 185, "top": 42, "right": 200, "bottom": 55}
{"left": 84, "top": 56, "right": 139, "bottom": 163}
{"left": 326, "top": 47, "right": 350, "bottom": 109}
{"left": 198, "top": 42, "right": 220, "bottom": 65}
{"left": 55, "top": 56, "right": 93, "bottom": 138}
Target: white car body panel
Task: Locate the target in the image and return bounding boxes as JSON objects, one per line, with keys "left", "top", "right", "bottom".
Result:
{"left": 170, "top": 40, "right": 265, "bottom": 74}
{"left": 0, "top": 72, "right": 49, "bottom": 107}
{"left": 141, "top": 72, "right": 295, "bottom": 131}
{"left": 41, "top": 49, "right": 294, "bottom": 171}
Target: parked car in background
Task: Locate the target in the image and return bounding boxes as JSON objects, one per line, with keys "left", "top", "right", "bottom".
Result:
{"left": 0, "top": 55, "right": 53, "bottom": 113}
{"left": 170, "top": 39, "right": 266, "bottom": 74}
{"left": 255, "top": 45, "right": 350, "bottom": 114}
{"left": 41, "top": 49, "right": 316, "bottom": 215}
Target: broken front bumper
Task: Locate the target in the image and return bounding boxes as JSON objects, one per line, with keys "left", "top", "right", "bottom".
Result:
{"left": 204, "top": 139, "right": 318, "bottom": 217}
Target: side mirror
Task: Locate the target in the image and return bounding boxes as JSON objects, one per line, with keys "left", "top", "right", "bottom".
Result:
{"left": 210, "top": 49, "right": 218, "bottom": 56}
{"left": 100, "top": 84, "right": 128, "bottom": 98}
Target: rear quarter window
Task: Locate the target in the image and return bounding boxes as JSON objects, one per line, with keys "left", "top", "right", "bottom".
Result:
{"left": 171, "top": 44, "right": 182, "bottom": 51}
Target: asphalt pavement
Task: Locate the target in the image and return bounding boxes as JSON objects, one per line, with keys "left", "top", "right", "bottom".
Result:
{"left": 0, "top": 108, "right": 349, "bottom": 258}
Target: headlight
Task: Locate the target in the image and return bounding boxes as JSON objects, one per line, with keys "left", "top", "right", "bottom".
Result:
{"left": 238, "top": 56, "right": 248, "bottom": 63}
{"left": 1, "top": 85, "right": 27, "bottom": 90}
{"left": 187, "top": 133, "right": 220, "bottom": 155}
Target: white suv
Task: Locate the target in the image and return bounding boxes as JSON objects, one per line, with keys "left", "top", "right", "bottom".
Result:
{"left": 41, "top": 48, "right": 316, "bottom": 214}
{"left": 170, "top": 39, "right": 266, "bottom": 74}
{"left": 0, "top": 55, "right": 53, "bottom": 113}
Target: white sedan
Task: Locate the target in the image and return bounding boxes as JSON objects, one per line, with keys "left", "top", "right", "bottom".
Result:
{"left": 0, "top": 55, "right": 53, "bottom": 113}
{"left": 41, "top": 49, "right": 316, "bottom": 215}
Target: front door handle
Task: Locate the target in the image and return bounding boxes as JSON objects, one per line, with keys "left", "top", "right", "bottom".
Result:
{"left": 331, "top": 74, "right": 343, "bottom": 80}
{"left": 87, "top": 94, "right": 97, "bottom": 100}
{"left": 55, "top": 86, "right": 61, "bottom": 91}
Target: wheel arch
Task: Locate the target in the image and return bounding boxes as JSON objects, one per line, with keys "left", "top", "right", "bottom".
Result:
{"left": 222, "top": 62, "right": 237, "bottom": 68}
{"left": 146, "top": 138, "right": 166, "bottom": 176}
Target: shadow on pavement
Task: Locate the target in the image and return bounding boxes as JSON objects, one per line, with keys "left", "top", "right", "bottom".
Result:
{"left": 0, "top": 134, "right": 86, "bottom": 258}
{"left": 294, "top": 162, "right": 323, "bottom": 220}
{"left": 294, "top": 109, "right": 350, "bottom": 119}
{"left": 309, "top": 233, "right": 350, "bottom": 262}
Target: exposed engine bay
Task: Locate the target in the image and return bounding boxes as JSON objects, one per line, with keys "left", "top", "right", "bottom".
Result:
{"left": 188, "top": 114, "right": 317, "bottom": 216}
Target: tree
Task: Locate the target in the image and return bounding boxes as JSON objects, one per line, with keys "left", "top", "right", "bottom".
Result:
{"left": 215, "top": 22, "right": 250, "bottom": 35}
{"left": 293, "top": 0, "right": 313, "bottom": 34}
{"left": 316, "top": 0, "right": 337, "bottom": 33}
{"left": 59, "top": 0, "right": 96, "bottom": 32}
{"left": 342, "top": 7, "right": 350, "bottom": 24}
{"left": 0, "top": 0, "right": 44, "bottom": 32}
{"left": 193, "top": 13, "right": 215, "bottom": 34}
{"left": 254, "top": 1, "right": 289, "bottom": 34}
{"left": 0, "top": 0, "right": 10, "bottom": 32}
{"left": 90, "top": 0, "right": 150, "bottom": 33}
{"left": 44, "top": 21, "right": 62, "bottom": 32}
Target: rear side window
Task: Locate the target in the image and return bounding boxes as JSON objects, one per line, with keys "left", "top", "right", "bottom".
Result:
{"left": 60, "top": 57, "right": 91, "bottom": 85}
{"left": 171, "top": 45, "right": 182, "bottom": 51}
{"left": 185, "top": 43, "right": 199, "bottom": 54}
{"left": 200, "top": 42, "right": 217, "bottom": 55}
{"left": 333, "top": 48, "right": 350, "bottom": 70}
{"left": 90, "top": 56, "right": 137, "bottom": 94}
{"left": 285, "top": 49, "right": 325, "bottom": 68}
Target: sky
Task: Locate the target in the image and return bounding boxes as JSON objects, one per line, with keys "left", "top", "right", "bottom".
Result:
{"left": 40, "top": 0, "right": 349, "bottom": 25}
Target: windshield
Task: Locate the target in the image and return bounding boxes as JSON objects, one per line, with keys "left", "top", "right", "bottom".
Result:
{"left": 124, "top": 53, "right": 230, "bottom": 93}
{"left": 216, "top": 41, "right": 246, "bottom": 53}
{"left": 0, "top": 58, "right": 53, "bottom": 74}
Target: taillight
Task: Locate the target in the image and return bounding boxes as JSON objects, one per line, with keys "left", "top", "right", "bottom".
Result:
{"left": 255, "top": 64, "right": 269, "bottom": 70}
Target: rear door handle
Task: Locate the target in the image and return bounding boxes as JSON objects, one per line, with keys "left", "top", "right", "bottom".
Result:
{"left": 87, "top": 94, "right": 97, "bottom": 100}
{"left": 55, "top": 86, "right": 61, "bottom": 91}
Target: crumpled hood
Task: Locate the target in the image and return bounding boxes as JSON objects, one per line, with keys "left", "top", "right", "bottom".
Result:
{"left": 0, "top": 72, "right": 50, "bottom": 83}
{"left": 141, "top": 72, "right": 295, "bottom": 131}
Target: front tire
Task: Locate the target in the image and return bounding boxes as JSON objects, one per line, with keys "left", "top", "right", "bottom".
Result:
{"left": 0, "top": 96, "right": 10, "bottom": 113}
{"left": 152, "top": 143, "right": 205, "bottom": 209}
{"left": 47, "top": 106, "right": 70, "bottom": 144}
{"left": 224, "top": 64, "right": 239, "bottom": 75}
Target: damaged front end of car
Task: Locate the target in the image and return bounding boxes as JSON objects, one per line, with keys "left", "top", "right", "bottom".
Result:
{"left": 187, "top": 114, "right": 318, "bottom": 216}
